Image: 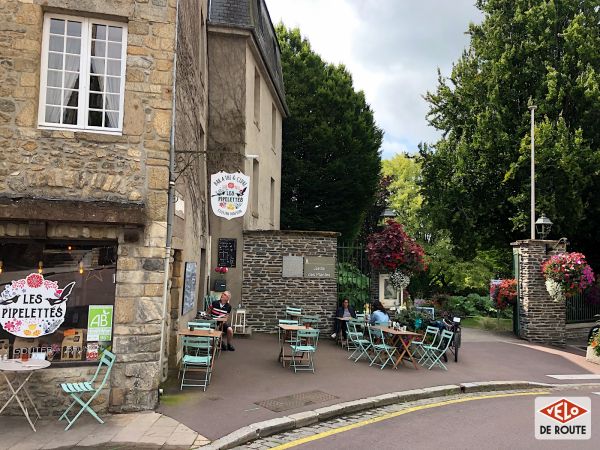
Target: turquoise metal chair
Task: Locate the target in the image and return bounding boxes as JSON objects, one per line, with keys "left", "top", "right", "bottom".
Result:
{"left": 300, "top": 315, "right": 319, "bottom": 328}
{"left": 278, "top": 319, "right": 299, "bottom": 343}
{"left": 180, "top": 336, "right": 212, "bottom": 390}
{"left": 290, "top": 329, "right": 320, "bottom": 373}
{"left": 420, "top": 329, "right": 454, "bottom": 370}
{"left": 285, "top": 306, "right": 302, "bottom": 319}
{"left": 59, "top": 350, "right": 116, "bottom": 430}
{"left": 355, "top": 313, "right": 366, "bottom": 322}
{"left": 345, "top": 318, "right": 364, "bottom": 352}
{"left": 367, "top": 326, "right": 397, "bottom": 370}
{"left": 188, "top": 320, "right": 217, "bottom": 330}
{"left": 411, "top": 326, "right": 439, "bottom": 359}
{"left": 347, "top": 321, "right": 372, "bottom": 363}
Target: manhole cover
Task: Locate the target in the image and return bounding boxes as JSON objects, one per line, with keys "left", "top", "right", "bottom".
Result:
{"left": 255, "top": 390, "right": 338, "bottom": 412}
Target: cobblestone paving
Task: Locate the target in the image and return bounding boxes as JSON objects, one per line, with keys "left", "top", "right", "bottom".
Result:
{"left": 232, "top": 389, "right": 541, "bottom": 449}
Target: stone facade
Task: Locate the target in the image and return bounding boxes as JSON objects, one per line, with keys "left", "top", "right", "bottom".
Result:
{"left": 242, "top": 230, "right": 338, "bottom": 332}
{"left": 512, "top": 239, "right": 567, "bottom": 346}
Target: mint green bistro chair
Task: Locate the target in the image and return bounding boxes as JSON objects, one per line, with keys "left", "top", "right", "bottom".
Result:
{"left": 345, "top": 318, "right": 364, "bottom": 352}
{"left": 411, "top": 326, "right": 439, "bottom": 359}
{"left": 59, "top": 350, "right": 116, "bottom": 430}
{"left": 420, "top": 329, "right": 454, "bottom": 370}
{"left": 278, "top": 319, "right": 299, "bottom": 343}
{"left": 188, "top": 320, "right": 217, "bottom": 330}
{"left": 347, "top": 321, "right": 372, "bottom": 363}
{"left": 285, "top": 306, "right": 302, "bottom": 320}
{"left": 180, "top": 336, "right": 212, "bottom": 390}
{"left": 300, "top": 315, "right": 319, "bottom": 328}
{"left": 367, "top": 326, "right": 397, "bottom": 370}
{"left": 290, "top": 329, "right": 320, "bottom": 373}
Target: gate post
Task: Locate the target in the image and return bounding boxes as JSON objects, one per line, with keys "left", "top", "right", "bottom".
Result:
{"left": 511, "top": 239, "right": 567, "bottom": 346}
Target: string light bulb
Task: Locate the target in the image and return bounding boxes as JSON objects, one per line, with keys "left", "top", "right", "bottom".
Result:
{"left": 0, "top": 260, "right": 3, "bottom": 275}
{"left": 38, "top": 261, "right": 43, "bottom": 274}
{"left": 67, "top": 245, "right": 72, "bottom": 251}
{"left": 79, "top": 261, "right": 84, "bottom": 274}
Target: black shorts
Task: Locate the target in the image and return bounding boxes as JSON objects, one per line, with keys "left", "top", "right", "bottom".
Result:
{"left": 222, "top": 322, "right": 231, "bottom": 333}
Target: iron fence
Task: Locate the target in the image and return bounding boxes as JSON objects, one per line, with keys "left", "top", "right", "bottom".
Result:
{"left": 566, "top": 292, "right": 600, "bottom": 323}
{"left": 337, "top": 241, "right": 372, "bottom": 313}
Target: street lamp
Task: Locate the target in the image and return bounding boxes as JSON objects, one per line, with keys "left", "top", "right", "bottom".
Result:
{"left": 535, "top": 213, "right": 553, "bottom": 239}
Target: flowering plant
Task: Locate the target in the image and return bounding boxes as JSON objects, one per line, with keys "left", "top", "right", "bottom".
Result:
{"left": 541, "top": 252, "right": 595, "bottom": 298}
{"left": 214, "top": 266, "right": 229, "bottom": 274}
{"left": 490, "top": 279, "right": 517, "bottom": 309}
{"left": 366, "top": 220, "right": 427, "bottom": 275}
{"left": 589, "top": 329, "right": 600, "bottom": 357}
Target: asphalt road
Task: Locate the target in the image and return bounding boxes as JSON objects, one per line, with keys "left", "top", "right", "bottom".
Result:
{"left": 278, "top": 389, "right": 600, "bottom": 450}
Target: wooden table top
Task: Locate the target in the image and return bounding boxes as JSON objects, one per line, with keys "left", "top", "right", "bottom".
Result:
{"left": 336, "top": 317, "right": 353, "bottom": 321}
{"left": 179, "top": 329, "right": 222, "bottom": 338}
{"left": 278, "top": 324, "right": 313, "bottom": 331}
{"left": 373, "top": 326, "right": 421, "bottom": 337}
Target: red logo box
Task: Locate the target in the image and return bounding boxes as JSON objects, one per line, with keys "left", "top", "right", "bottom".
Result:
{"left": 539, "top": 399, "right": 588, "bottom": 424}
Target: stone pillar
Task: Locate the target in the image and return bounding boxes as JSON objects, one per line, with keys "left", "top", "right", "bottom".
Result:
{"left": 511, "top": 239, "right": 567, "bottom": 346}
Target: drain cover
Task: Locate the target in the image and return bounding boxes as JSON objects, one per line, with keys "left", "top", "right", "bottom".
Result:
{"left": 255, "top": 390, "right": 338, "bottom": 412}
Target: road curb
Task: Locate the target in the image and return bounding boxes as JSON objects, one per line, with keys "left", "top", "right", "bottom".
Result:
{"left": 200, "top": 380, "right": 561, "bottom": 449}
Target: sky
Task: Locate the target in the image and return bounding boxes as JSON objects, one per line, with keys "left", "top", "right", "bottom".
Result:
{"left": 265, "top": 0, "right": 483, "bottom": 159}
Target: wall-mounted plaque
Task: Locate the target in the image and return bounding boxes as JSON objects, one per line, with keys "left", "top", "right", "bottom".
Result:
{"left": 217, "top": 238, "right": 237, "bottom": 268}
{"left": 304, "top": 256, "right": 335, "bottom": 278}
{"left": 282, "top": 256, "right": 304, "bottom": 277}
{"left": 181, "top": 262, "right": 197, "bottom": 315}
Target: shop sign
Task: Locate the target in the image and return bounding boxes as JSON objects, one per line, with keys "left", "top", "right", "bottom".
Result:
{"left": 87, "top": 305, "right": 113, "bottom": 342}
{"left": 0, "top": 273, "right": 75, "bottom": 338}
{"left": 304, "top": 257, "right": 335, "bottom": 278}
{"left": 210, "top": 171, "right": 250, "bottom": 219}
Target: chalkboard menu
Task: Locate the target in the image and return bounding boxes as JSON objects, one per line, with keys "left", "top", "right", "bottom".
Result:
{"left": 181, "top": 262, "right": 197, "bottom": 315}
{"left": 217, "top": 238, "right": 237, "bottom": 267}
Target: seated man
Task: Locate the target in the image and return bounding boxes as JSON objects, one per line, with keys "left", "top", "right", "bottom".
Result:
{"left": 331, "top": 298, "right": 356, "bottom": 340}
{"left": 209, "top": 291, "right": 235, "bottom": 351}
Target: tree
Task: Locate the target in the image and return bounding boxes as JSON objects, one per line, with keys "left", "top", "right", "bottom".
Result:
{"left": 276, "top": 25, "right": 383, "bottom": 239}
{"left": 422, "top": 0, "right": 600, "bottom": 266}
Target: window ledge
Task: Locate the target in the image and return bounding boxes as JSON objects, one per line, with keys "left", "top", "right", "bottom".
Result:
{"left": 38, "top": 125, "right": 123, "bottom": 136}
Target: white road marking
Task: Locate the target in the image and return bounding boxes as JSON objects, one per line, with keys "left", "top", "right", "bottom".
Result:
{"left": 546, "top": 374, "right": 600, "bottom": 380}
{"left": 593, "top": 392, "right": 600, "bottom": 396}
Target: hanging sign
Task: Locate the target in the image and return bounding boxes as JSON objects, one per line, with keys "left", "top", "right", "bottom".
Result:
{"left": 87, "top": 305, "right": 114, "bottom": 342}
{"left": 210, "top": 171, "right": 250, "bottom": 219}
{"left": 0, "top": 273, "right": 75, "bottom": 338}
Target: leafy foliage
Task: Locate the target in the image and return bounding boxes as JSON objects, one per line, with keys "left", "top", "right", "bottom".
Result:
{"left": 276, "top": 25, "right": 383, "bottom": 239}
{"left": 337, "top": 262, "right": 370, "bottom": 312}
{"left": 366, "top": 220, "right": 427, "bottom": 274}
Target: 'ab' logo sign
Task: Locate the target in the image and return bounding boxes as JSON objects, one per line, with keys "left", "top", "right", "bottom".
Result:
{"left": 535, "top": 397, "right": 591, "bottom": 440}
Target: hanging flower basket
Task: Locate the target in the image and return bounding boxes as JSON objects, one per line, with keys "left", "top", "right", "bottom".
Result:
{"left": 390, "top": 270, "right": 411, "bottom": 291}
{"left": 490, "top": 279, "right": 517, "bottom": 309}
{"left": 541, "top": 252, "right": 595, "bottom": 301}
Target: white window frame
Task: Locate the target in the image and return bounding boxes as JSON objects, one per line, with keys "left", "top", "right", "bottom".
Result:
{"left": 38, "top": 13, "right": 127, "bottom": 135}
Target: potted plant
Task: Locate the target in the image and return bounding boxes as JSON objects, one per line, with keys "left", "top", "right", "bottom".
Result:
{"left": 587, "top": 329, "right": 600, "bottom": 365}
{"left": 541, "top": 252, "right": 595, "bottom": 301}
{"left": 490, "top": 279, "right": 517, "bottom": 310}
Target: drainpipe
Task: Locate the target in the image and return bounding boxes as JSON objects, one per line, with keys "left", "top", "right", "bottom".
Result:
{"left": 158, "top": 0, "right": 180, "bottom": 383}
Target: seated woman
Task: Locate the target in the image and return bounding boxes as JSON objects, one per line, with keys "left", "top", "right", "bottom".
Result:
{"left": 369, "top": 301, "right": 390, "bottom": 326}
{"left": 331, "top": 298, "right": 356, "bottom": 340}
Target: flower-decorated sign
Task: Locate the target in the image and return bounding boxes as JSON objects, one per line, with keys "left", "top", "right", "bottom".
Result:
{"left": 0, "top": 273, "right": 75, "bottom": 337}
{"left": 210, "top": 171, "right": 250, "bottom": 219}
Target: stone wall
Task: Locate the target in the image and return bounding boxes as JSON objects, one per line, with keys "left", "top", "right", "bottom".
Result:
{"left": 512, "top": 239, "right": 567, "bottom": 346}
{"left": 242, "top": 230, "right": 338, "bottom": 332}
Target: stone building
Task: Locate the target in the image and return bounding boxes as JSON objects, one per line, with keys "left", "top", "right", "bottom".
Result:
{"left": 206, "top": 0, "right": 289, "bottom": 306}
{"left": 0, "top": 0, "right": 209, "bottom": 414}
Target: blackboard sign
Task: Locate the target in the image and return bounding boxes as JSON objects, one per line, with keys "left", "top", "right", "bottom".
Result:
{"left": 181, "top": 262, "right": 197, "bottom": 315}
{"left": 217, "top": 238, "right": 237, "bottom": 267}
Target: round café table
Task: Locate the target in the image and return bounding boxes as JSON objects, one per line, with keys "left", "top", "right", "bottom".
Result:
{"left": 0, "top": 358, "right": 51, "bottom": 431}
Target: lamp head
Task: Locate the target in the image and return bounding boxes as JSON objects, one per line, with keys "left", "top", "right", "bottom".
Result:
{"left": 535, "top": 213, "right": 553, "bottom": 239}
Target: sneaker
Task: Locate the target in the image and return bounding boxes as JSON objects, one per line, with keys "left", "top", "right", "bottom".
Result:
{"left": 227, "top": 344, "right": 235, "bottom": 351}
{"left": 221, "top": 344, "right": 228, "bottom": 351}
{"left": 331, "top": 333, "right": 337, "bottom": 339}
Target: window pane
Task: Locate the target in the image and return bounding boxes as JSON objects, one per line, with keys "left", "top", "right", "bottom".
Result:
{"left": 89, "top": 93, "right": 103, "bottom": 109}
{"left": 49, "top": 19, "right": 65, "bottom": 35}
{"left": 106, "top": 60, "right": 121, "bottom": 76}
{"left": 63, "top": 107, "right": 78, "bottom": 125}
{"left": 65, "top": 37, "right": 81, "bottom": 55}
{"left": 48, "top": 52, "right": 63, "bottom": 70}
{"left": 64, "top": 90, "right": 78, "bottom": 107}
{"left": 92, "top": 24, "right": 107, "bottom": 40}
{"left": 91, "top": 40, "right": 106, "bottom": 57}
{"left": 89, "top": 75, "right": 104, "bottom": 92}
{"left": 66, "top": 21, "right": 82, "bottom": 37}
{"left": 46, "top": 88, "right": 61, "bottom": 105}
{"left": 64, "top": 72, "right": 79, "bottom": 90}
{"left": 105, "top": 94, "right": 119, "bottom": 111}
{"left": 90, "top": 58, "right": 105, "bottom": 75}
{"left": 88, "top": 110, "right": 103, "bottom": 127}
{"left": 49, "top": 35, "right": 63, "bottom": 52}
{"left": 45, "top": 106, "right": 61, "bottom": 123}
{"left": 47, "top": 70, "right": 62, "bottom": 88}
{"left": 107, "top": 26, "right": 122, "bottom": 42}
{"left": 107, "top": 42, "right": 121, "bottom": 59}
{"left": 106, "top": 77, "right": 120, "bottom": 93}
{"left": 105, "top": 111, "right": 119, "bottom": 128}
{"left": 65, "top": 54, "right": 79, "bottom": 72}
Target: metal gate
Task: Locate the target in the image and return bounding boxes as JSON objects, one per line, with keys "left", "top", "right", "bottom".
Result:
{"left": 337, "top": 241, "right": 372, "bottom": 313}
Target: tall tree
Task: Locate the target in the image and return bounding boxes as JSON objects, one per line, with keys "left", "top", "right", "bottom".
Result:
{"left": 276, "top": 25, "right": 383, "bottom": 239}
{"left": 422, "top": 0, "right": 600, "bottom": 265}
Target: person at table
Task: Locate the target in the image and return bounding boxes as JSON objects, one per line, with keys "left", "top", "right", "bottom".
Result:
{"left": 331, "top": 298, "right": 356, "bottom": 340}
{"left": 369, "top": 300, "right": 390, "bottom": 326}
{"left": 209, "top": 291, "right": 235, "bottom": 351}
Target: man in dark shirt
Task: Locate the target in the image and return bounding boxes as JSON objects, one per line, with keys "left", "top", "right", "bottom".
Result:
{"left": 210, "top": 291, "right": 235, "bottom": 351}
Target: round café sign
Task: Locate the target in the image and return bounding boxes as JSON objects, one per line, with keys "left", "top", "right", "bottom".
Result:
{"left": 0, "top": 273, "right": 75, "bottom": 338}
{"left": 210, "top": 171, "right": 250, "bottom": 219}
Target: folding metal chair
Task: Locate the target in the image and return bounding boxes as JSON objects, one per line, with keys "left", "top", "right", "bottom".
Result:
{"left": 285, "top": 306, "right": 302, "bottom": 320}
{"left": 367, "top": 326, "right": 397, "bottom": 370}
{"left": 180, "top": 336, "right": 213, "bottom": 390}
{"left": 59, "top": 350, "right": 116, "bottom": 430}
{"left": 411, "top": 326, "right": 439, "bottom": 359}
{"left": 345, "top": 318, "right": 364, "bottom": 352}
{"left": 188, "top": 320, "right": 217, "bottom": 330}
{"left": 290, "top": 329, "right": 320, "bottom": 373}
{"left": 300, "top": 315, "right": 319, "bottom": 328}
{"left": 347, "top": 321, "right": 372, "bottom": 363}
{"left": 278, "top": 319, "right": 299, "bottom": 343}
{"left": 420, "top": 329, "right": 454, "bottom": 370}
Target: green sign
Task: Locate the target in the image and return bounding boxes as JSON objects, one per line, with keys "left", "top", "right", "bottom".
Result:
{"left": 304, "top": 256, "right": 335, "bottom": 278}
{"left": 87, "top": 305, "right": 113, "bottom": 342}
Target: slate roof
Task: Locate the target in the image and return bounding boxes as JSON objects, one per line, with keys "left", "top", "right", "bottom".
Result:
{"left": 209, "top": 0, "right": 288, "bottom": 114}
